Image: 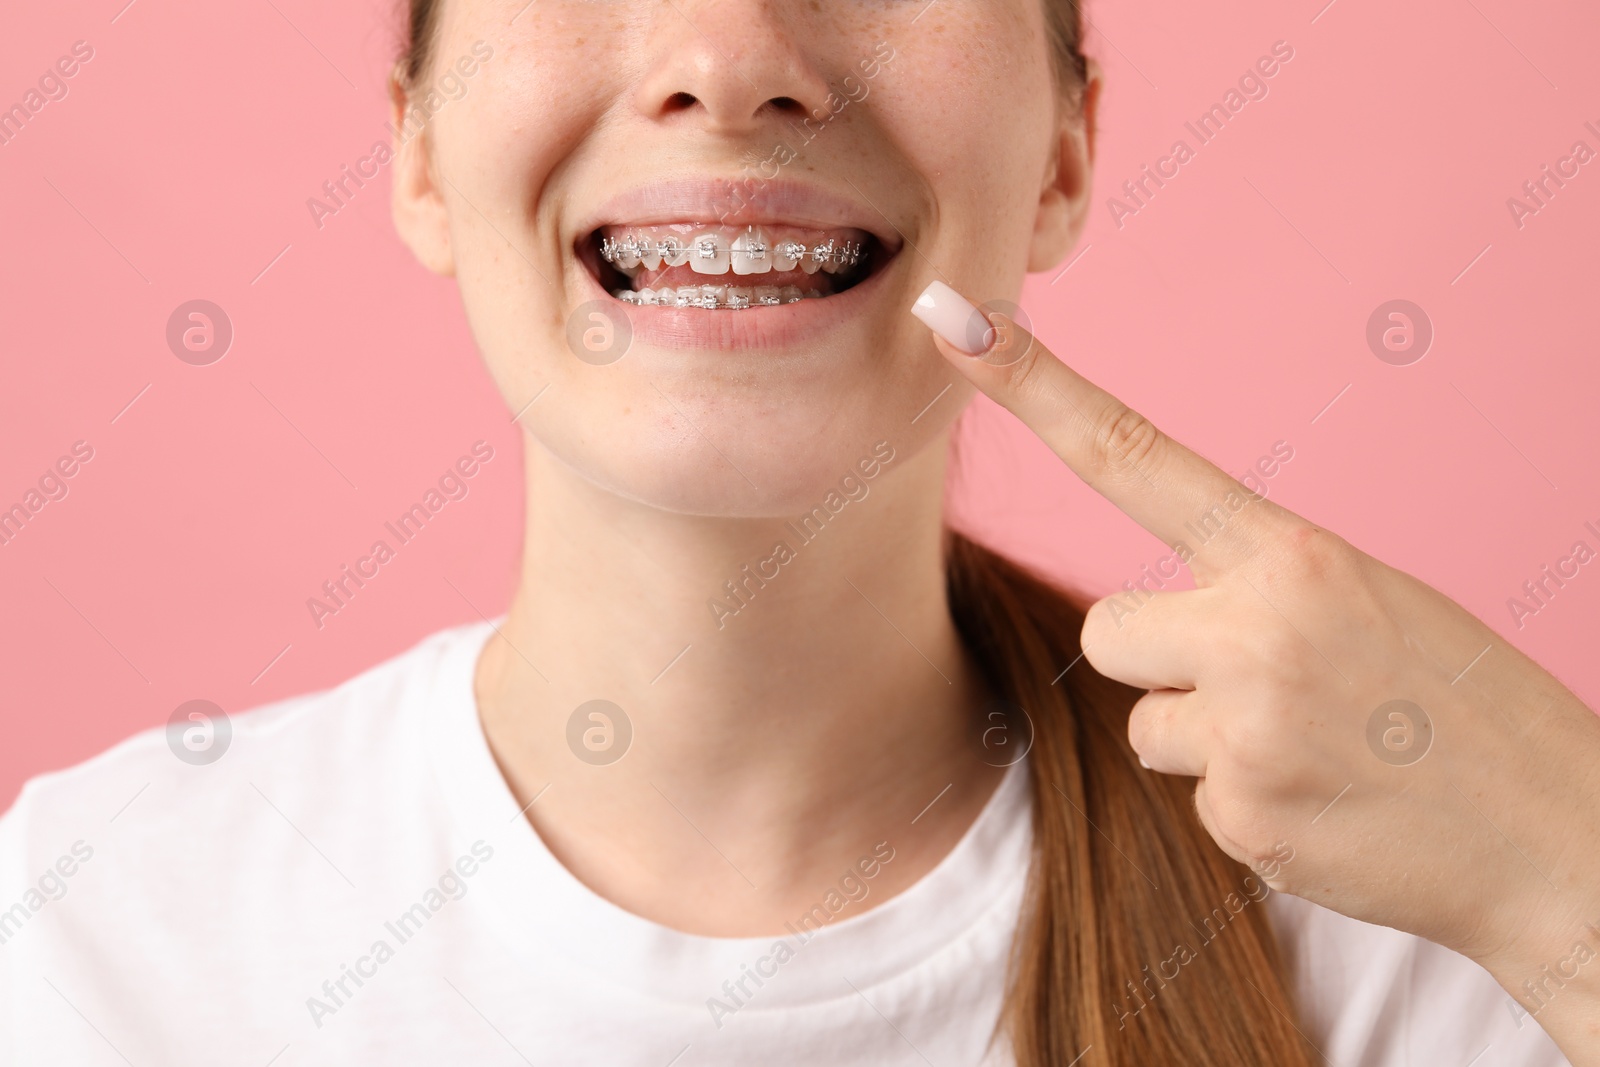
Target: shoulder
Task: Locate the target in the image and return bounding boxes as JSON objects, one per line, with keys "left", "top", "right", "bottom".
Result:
{"left": 0, "top": 620, "right": 498, "bottom": 1057}
{"left": 0, "top": 620, "right": 488, "bottom": 865}
{"left": 1266, "top": 892, "right": 1570, "bottom": 1066}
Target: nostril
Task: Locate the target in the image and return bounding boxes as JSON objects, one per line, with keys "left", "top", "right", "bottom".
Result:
{"left": 766, "top": 96, "right": 804, "bottom": 114}
{"left": 665, "top": 91, "right": 698, "bottom": 112}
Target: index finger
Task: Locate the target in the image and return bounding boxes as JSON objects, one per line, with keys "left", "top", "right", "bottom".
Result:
{"left": 911, "top": 280, "right": 1287, "bottom": 578}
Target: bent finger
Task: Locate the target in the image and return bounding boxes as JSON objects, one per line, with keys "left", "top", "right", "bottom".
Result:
{"left": 1128, "top": 687, "right": 1212, "bottom": 777}
{"left": 1081, "top": 587, "right": 1223, "bottom": 691}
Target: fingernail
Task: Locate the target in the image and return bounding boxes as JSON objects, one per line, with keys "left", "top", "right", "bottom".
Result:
{"left": 912, "top": 280, "right": 995, "bottom": 355}
{"left": 1138, "top": 756, "right": 1151, "bottom": 769}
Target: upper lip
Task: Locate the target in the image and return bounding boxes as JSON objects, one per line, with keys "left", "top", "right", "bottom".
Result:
{"left": 574, "top": 177, "right": 904, "bottom": 253}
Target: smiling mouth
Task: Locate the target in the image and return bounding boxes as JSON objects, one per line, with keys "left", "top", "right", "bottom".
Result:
{"left": 583, "top": 223, "right": 893, "bottom": 310}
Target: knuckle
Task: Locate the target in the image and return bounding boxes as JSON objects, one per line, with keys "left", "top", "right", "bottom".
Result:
{"left": 1201, "top": 774, "right": 1277, "bottom": 851}
{"left": 1081, "top": 597, "right": 1111, "bottom": 643}
{"left": 1247, "top": 838, "right": 1298, "bottom": 886}
{"left": 1092, "top": 402, "right": 1163, "bottom": 478}
{"left": 1127, "top": 688, "right": 1165, "bottom": 739}
{"left": 1278, "top": 522, "right": 1356, "bottom": 587}
{"left": 1219, "top": 702, "right": 1292, "bottom": 765}
{"left": 1126, "top": 700, "right": 1151, "bottom": 751}
{"left": 1217, "top": 707, "right": 1311, "bottom": 801}
{"left": 1079, "top": 636, "right": 1115, "bottom": 681}
{"left": 1220, "top": 598, "right": 1297, "bottom": 674}
{"left": 1080, "top": 596, "right": 1126, "bottom": 647}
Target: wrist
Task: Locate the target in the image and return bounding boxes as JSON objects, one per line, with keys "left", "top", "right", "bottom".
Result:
{"left": 1485, "top": 912, "right": 1600, "bottom": 1010}
{"left": 1474, "top": 905, "right": 1600, "bottom": 1063}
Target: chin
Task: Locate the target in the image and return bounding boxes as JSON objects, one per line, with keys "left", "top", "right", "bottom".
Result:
{"left": 527, "top": 384, "right": 933, "bottom": 520}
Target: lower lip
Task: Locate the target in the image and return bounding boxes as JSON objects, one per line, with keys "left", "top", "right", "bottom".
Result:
{"left": 579, "top": 258, "right": 894, "bottom": 351}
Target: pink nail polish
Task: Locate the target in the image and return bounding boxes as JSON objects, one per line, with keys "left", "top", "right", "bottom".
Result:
{"left": 912, "top": 281, "right": 995, "bottom": 355}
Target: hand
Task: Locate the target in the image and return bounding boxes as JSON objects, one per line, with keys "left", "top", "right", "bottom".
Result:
{"left": 913, "top": 281, "right": 1600, "bottom": 1055}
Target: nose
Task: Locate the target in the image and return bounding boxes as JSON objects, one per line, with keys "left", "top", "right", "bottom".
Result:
{"left": 632, "top": 0, "right": 834, "bottom": 135}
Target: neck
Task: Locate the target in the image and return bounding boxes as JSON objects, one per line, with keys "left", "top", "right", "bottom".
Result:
{"left": 474, "top": 430, "right": 1006, "bottom": 935}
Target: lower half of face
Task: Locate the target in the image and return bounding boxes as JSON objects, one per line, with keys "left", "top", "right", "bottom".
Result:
{"left": 425, "top": 0, "right": 1060, "bottom": 517}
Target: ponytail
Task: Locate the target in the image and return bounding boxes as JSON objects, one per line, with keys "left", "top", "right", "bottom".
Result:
{"left": 945, "top": 529, "right": 1317, "bottom": 1065}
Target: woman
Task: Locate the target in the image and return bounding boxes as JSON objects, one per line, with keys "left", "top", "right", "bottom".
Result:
{"left": 2, "top": 0, "right": 1596, "bottom": 1063}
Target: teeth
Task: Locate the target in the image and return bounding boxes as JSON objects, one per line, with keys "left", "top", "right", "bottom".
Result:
{"left": 821, "top": 240, "right": 846, "bottom": 274}
{"left": 658, "top": 236, "right": 689, "bottom": 268}
{"left": 601, "top": 230, "right": 863, "bottom": 276}
{"left": 813, "top": 240, "right": 834, "bottom": 275}
{"left": 638, "top": 238, "right": 662, "bottom": 270}
{"left": 730, "top": 229, "right": 769, "bottom": 276}
{"left": 609, "top": 284, "right": 821, "bottom": 309}
{"left": 690, "top": 234, "right": 730, "bottom": 275}
{"left": 773, "top": 240, "right": 804, "bottom": 271}
{"left": 614, "top": 236, "right": 641, "bottom": 270}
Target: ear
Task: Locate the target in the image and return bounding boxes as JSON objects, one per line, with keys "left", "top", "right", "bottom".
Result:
{"left": 389, "top": 68, "right": 456, "bottom": 277}
{"left": 1026, "top": 56, "right": 1102, "bottom": 273}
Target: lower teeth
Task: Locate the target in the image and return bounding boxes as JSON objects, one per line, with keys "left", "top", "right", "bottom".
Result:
{"left": 612, "top": 284, "right": 819, "bottom": 309}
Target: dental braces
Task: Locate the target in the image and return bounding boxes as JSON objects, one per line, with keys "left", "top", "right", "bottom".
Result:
{"left": 599, "top": 232, "right": 864, "bottom": 269}
{"left": 611, "top": 284, "right": 820, "bottom": 309}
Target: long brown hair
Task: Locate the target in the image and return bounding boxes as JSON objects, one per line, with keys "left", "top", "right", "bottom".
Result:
{"left": 947, "top": 529, "right": 1314, "bottom": 1064}
{"left": 397, "top": 2, "right": 1316, "bottom": 1062}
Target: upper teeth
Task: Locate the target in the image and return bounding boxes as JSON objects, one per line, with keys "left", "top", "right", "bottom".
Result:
{"left": 600, "top": 228, "right": 864, "bottom": 276}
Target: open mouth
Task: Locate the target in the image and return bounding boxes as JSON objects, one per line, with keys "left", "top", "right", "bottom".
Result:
{"left": 581, "top": 223, "right": 896, "bottom": 310}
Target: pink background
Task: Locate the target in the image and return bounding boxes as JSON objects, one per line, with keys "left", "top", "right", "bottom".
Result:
{"left": 2, "top": 0, "right": 1596, "bottom": 810}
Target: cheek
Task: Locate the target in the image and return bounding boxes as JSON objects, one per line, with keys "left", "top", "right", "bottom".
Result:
{"left": 443, "top": 26, "right": 616, "bottom": 212}
{"left": 885, "top": 6, "right": 1053, "bottom": 166}
{"left": 867, "top": 9, "right": 1057, "bottom": 276}
{"left": 431, "top": 14, "right": 622, "bottom": 396}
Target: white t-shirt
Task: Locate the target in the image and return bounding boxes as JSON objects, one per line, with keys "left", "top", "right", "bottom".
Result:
{"left": 0, "top": 621, "right": 1569, "bottom": 1066}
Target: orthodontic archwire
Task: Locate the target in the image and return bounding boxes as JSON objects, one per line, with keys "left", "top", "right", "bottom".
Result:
{"left": 599, "top": 232, "right": 863, "bottom": 268}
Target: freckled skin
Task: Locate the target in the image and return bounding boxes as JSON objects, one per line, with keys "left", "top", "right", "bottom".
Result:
{"left": 392, "top": 0, "right": 1090, "bottom": 520}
